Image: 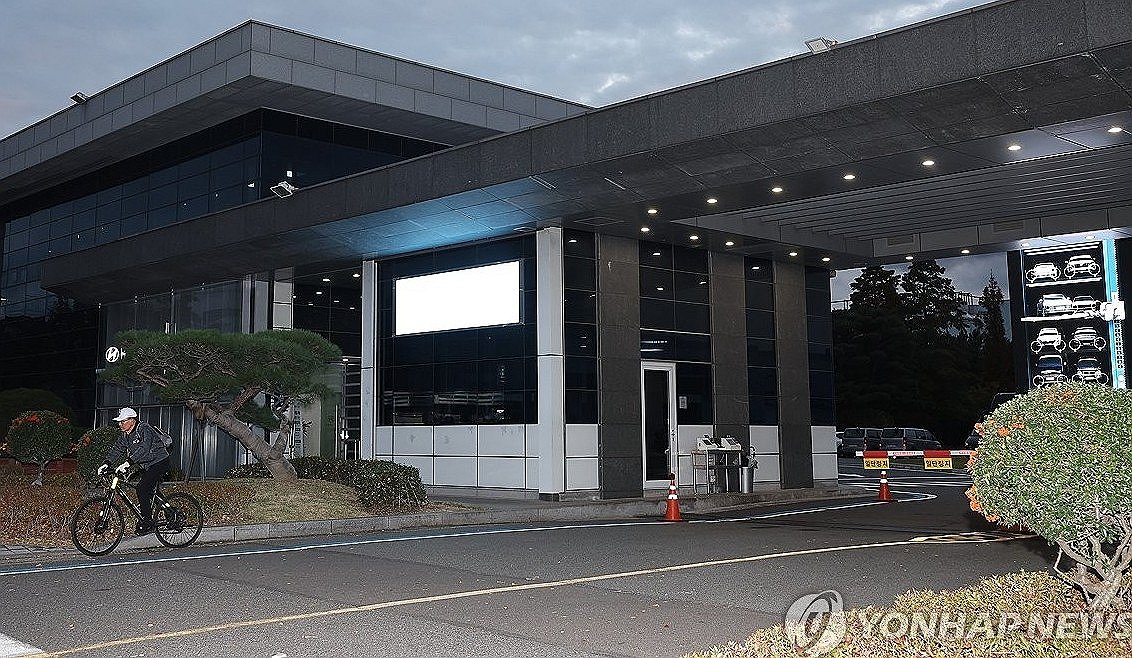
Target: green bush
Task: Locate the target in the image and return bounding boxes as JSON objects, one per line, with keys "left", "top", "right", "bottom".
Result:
{"left": 76, "top": 426, "right": 121, "bottom": 483}
{"left": 0, "top": 388, "right": 73, "bottom": 442}
{"left": 228, "top": 456, "right": 427, "bottom": 510}
{"left": 5, "top": 410, "right": 74, "bottom": 485}
{"left": 968, "top": 383, "right": 1132, "bottom": 610}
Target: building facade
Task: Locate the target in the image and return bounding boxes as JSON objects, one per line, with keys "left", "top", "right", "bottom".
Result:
{"left": 4, "top": 2, "right": 1132, "bottom": 497}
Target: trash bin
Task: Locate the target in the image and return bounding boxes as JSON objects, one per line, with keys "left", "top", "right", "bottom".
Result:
{"left": 739, "top": 466, "right": 755, "bottom": 493}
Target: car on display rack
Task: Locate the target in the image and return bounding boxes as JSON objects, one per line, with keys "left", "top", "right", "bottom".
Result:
{"left": 1030, "top": 327, "right": 1065, "bottom": 353}
{"left": 1033, "top": 354, "right": 1068, "bottom": 386}
{"left": 1072, "top": 295, "right": 1102, "bottom": 314}
{"left": 1026, "top": 262, "right": 1060, "bottom": 283}
{"left": 1064, "top": 254, "right": 1101, "bottom": 279}
{"left": 1073, "top": 357, "right": 1109, "bottom": 384}
{"left": 1069, "top": 326, "right": 1107, "bottom": 351}
{"left": 1037, "top": 293, "right": 1073, "bottom": 316}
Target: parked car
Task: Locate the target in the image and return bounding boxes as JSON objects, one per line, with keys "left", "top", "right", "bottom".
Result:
{"left": 879, "top": 427, "right": 942, "bottom": 451}
{"left": 1030, "top": 327, "right": 1065, "bottom": 353}
{"left": 1069, "top": 326, "right": 1107, "bottom": 351}
{"left": 1037, "top": 294, "right": 1072, "bottom": 316}
{"left": 1073, "top": 357, "right": 1108, "bottom": 384}
{"left": 1033, "top": 354, "right": 1067, "bottom": 386}
{"left": 838, "top": 427, "right": 881, "bottom": 457}
{"left": 1072, "top": 295, "right": 1101, "bottom": 314}
{"left": 1026, "top": 262, "right": 1060, "bottom": 283}
{"left": 1064, "top": 254, "right": 1100, "bottom": 279}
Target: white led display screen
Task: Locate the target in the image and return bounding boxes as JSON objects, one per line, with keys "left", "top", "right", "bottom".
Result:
{"left": 395, "top": 261, "right": 521, "bottom": 335}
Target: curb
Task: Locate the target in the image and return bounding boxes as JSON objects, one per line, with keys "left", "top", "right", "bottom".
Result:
{"left": 3, "top": 488, "right": 869, "bottom": 558}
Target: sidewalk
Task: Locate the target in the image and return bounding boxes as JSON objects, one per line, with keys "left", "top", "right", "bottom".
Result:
{"left": 1, "top": 487, "right": 869, "bottom": 559}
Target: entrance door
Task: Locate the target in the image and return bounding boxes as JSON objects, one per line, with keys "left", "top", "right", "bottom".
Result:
{"left": 641, "top": 361, "right": 678, "bottom": 488}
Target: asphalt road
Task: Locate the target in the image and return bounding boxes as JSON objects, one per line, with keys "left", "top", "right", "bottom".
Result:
{"left": 0, "top": 461, "right": 1053, "bottom": 658}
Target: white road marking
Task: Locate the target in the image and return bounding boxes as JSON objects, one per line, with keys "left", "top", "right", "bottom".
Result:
{"left": 19, "top": 531, "right": 1034, "bottom": 658}
{"left": 0, "top": 497, "right": 912, "bottom": 578}
{"left": 0, "top": 632, "right": 42, "bottom": 658}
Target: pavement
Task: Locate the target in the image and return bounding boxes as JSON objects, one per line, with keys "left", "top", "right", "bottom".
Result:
{"left": 0, "top": 485, "right": 867, "bottom": 560}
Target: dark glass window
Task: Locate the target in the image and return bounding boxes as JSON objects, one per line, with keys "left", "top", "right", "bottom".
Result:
{"left": 746, "top": 281, "right": 774, "bottom": 310}
{"left": 640, "top": 267, "right": 674, "bottom": 300}
{"left": 674, "top": 302, "right": 710, "bottom": 334}
{"left": 563, "top": 256, "right": 596, "bottom": 291}
{"left": 639, "top": 242, "right": 672, "bottom": 269}
{"left": 564, "top": 230, "right": 595, "bottom": 258}
{"left": 745, "top": 258, "right": 773, "bottom": 283}
{"left": 673, "top": 245, "right": 708, "bottom": 273}
{"left": 676, "top": 363, "right": 713, "bottom": 424}
{"left": 746, "top": 309, "right": 776, "bottom": 339}
{"left": 640, "top": 298, "right": 675, "bottom": 331}
{"left": 674, "top": 271, "right": 710, "bottom": 304}
{"left": 564, "top": 289, "right": 597, "bottom": 324}
{"left": 748, "top": 367, "right": 778, "bottom": 397}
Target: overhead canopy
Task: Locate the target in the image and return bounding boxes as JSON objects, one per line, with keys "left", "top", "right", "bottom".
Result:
{"left": 36, "top": 0, "right": 1132, "bottom": 301}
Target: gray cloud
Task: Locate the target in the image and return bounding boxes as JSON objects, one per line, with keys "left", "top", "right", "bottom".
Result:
{"left": 2, "top": 0, "right": 989, "bottom": 138}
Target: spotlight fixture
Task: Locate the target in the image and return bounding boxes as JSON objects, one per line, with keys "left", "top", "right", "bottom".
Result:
{"left": 821, "top": 257, "right": 831, "bottom": 262}
{"left": 751, "top": 266, "right": 761, "bottom": 271}
{"left": 788, "top": 251, "right": 798, "bottom": 257}
{"left": 270, "top": 180, "right": 297, "bottom": 198}
{"left": 652, "top": 251, "right": 661, "bottom": 256}
{"left": 905, "top": 255, "right": 914, "bottom": 261}
{"left": 706, "top": 197, "right": 718, "bottom": 204}
{"left": 568, "top": 238, "right": 577, "bottom": 243}
{"left": 1007, "top": 144, "right": 1022, "bottom": 151}
{"left": 647, "top": 208, "right": 658, "bottom": 215}
{"left": 689, "top": 235, "right": 699, "bottom": 241}
{"left": 725, "top": 241, "right": 734, "bottom": 247}
{"left": 804, "top": 37, "right": 837, "bottom": 53}
{"left": 70, "top": 92, "right": 89, "bottom": 104}
{"left": 315, "top": 291, "right": 323, "bottom": 295}
{"left": 961, "top": 249, "right": 971, "bottom": 254}
{"left": 921, "top": 159, "right": 935, "bottom": 166}
{"left": 640, "top": 226, "right": 651, "bottom": 233}
{"left": 842, "top": 173, "right": 856, "bottom": 181}
{"left": 321, "top": 278, "right": 331, "bottom": 282}
{"left": 1108, "top": 126, "right": 1123, "bottom": 134}
{"left": 352, "top": 273, "right": 361, "bottom": 278}
{"left": 771, "top": 186, "right": 784, "bottom": 194}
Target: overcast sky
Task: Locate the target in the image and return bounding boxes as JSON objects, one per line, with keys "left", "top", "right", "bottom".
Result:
{"left": 1, "top": 0, "right": 1003, "bottom": 294}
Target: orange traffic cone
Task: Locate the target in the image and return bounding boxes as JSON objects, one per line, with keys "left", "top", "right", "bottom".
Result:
{"left": 877, "top": 470, "right": 893, "bottom": 503}
{"left": 664, "top": 473, "right": 683, "bottom": 522}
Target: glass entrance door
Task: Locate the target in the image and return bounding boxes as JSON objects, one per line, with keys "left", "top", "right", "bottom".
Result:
{"left": 642, "top": 361, "right": 677, "bottom": 488}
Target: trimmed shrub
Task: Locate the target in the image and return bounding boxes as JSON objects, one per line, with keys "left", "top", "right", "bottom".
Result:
{"left": 76, "top": 426, "right": 121, "bottom": 483}
{"left": 967, "top": 383, "right": 1132, "bottom": 610}
{"left": 0, "top": 388, "right": 73, "bottom": 442}
{"left": 6, "top": 410, "right": 74, "bottom": 485}
{"left": 228, "top": 456, "right": 427, "bottom": 510}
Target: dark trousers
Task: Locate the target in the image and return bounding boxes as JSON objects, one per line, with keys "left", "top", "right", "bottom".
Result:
{"left": 137, "top": 458, "right": 170, "bottom": 522}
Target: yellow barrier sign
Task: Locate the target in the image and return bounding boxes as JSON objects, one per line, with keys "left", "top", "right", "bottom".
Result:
{"left": 863, "top": 457, "right": 889, "bottom": 470}
{"left": 924, "top": 457, "right": 953, "bottom": 470}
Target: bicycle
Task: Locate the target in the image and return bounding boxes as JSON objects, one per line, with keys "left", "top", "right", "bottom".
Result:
{"left": 70, "top": 467, "right": 203, "bottom": 557}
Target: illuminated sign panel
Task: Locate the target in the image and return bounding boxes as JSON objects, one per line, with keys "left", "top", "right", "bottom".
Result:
{"left": 394, "top": 261, "right": 520, "bottom": 335}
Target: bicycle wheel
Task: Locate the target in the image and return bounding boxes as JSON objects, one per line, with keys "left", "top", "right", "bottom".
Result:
{"left": 71, "top": 498, "right": 124, "bottom": 557}
{"left": 155, "top": 492, "right": 203, "bottom": 548}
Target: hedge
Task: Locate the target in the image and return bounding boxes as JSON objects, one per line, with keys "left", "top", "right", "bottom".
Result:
{"left": 228, "top": 455, "right": 427, "bottom": 509}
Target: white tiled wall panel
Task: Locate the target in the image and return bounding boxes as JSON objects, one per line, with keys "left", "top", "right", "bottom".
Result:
{"left": 394, "top": 455, "right": 433, "bottom": 484}
{"left": 433, "top": 457, "right": 477, "bottom": 487}
{"left": 434, "top": 425, "right": 477, "bottom": 456}
{"left": 375, "top": 427, "right": 393, "bottom": 455}
{"left": 752, "top": 454, "right": 781, "bottom": 483}
{"left": 566, "top": 457, "right": 599, "bottom": 490}
{"left": 749, "top": 426, "right": 780, "bottom": 454}
{"left": 676, "top": 454, "right": 694, "bottom": 488}
{"left": 478, "top": 457, "right": 526, "bottom": 488}
{"left": 525, "top": 458, "right": 539, "bottom": 489}
{"left": 393, "top": 426, "right": 433, "bottom": 455}
{"left": 811, "top": 426, "right": 837, "bottom": 454}
{"left": 812, "top": 453, "right": 839, "bottom": 481}
{"left": 565, "top": 425, "right": 598, "bottom": 457}
{"left": 678, "top": 425, "right": 714, "bottom": 454}
{"left": 479, "top": 425, "right": 526, "bottom": 457}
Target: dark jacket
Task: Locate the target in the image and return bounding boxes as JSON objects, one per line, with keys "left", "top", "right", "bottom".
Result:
{"left": 105, "top": 421, "right": 170, "bottom": 468}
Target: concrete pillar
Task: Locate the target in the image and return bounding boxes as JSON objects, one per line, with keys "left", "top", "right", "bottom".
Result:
{"left": 773, "top": 260, "right": 814, "bottom": 488}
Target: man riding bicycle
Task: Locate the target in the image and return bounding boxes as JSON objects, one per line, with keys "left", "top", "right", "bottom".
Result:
{"left": 98, "top": 407, "right": 170, "bottom": 536}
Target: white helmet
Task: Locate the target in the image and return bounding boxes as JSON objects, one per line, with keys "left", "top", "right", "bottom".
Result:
{"left": 112, "top": 407, "right": 138, "bottom": 422}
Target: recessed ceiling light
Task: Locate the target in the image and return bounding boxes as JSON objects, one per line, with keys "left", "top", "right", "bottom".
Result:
{"left": 322, "top": 278, "right": 331, "bottom": 282}
{"left": 333, "top": 300, "right": 340, "bottom": 303}
{"left": 905, "top": 255, "right": 914, "bottom": 261}
{"left": 568, "top": 238, "right": 577, "bottom": 243}
{"left": 1007, "top": 144, "right": 1022, "bottom": 151}
{"left": 842, "top": 173, "right": 856, "bottom": 180}
{"left": 788, "top": 251, "right": 798, "bottom": 257}
{"left": 821, "top": 256, "right": 831, "bottom": 262}
{"left": 647, "top": 208, "right": 658, "bottom": 215}
{"left": 725, "top": 241, "right": 734, "bottom": 247}
{"left": 961, "top": 249, "right": 971, "bottom": 254}
{"left": 652, "top": 251, "right": 661, "bottom": 256}
{"left": 315, "top": 291, "right": 323, "bottom": 295}
{"left": 1108, "top": 126, "right": 1123, "bottom": 134}
{"left": 921, "top": 159, "right": 935, "bottom": 167}
{"left": 751, "top": 266, "right": 761, "bottom": 270}
{"left": 641, "top": 226, "right": 650, "bottom": 233}
{"left": 350, "top": 306, "right": 356, "bottom": 310}
{"left": 307, "top": 302, "right": 314, "bottom": 306}
{"left": 771, "top": 186, "right": 784, "bottom": 193}
{"left": 352, "top": 273, "right": 360, "bottom": 278}
{"left": 706, "top": 197, "right": 718, "bottom": 204}
{"left": 689, "top": 235, "right": 699, "bottom": 241}
{"left": 656, "top": 287, "right": 664, "bottom": 291}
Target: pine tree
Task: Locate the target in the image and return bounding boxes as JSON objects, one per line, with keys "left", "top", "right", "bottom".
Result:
{"left": 980, "top": 275, "right": 1014, "bottom": 392}
{"left": 848, "top": 266, "right": 901, "bottom": 311}
{"left": 899, "top": 260, "right": 967, "bottom": 340}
